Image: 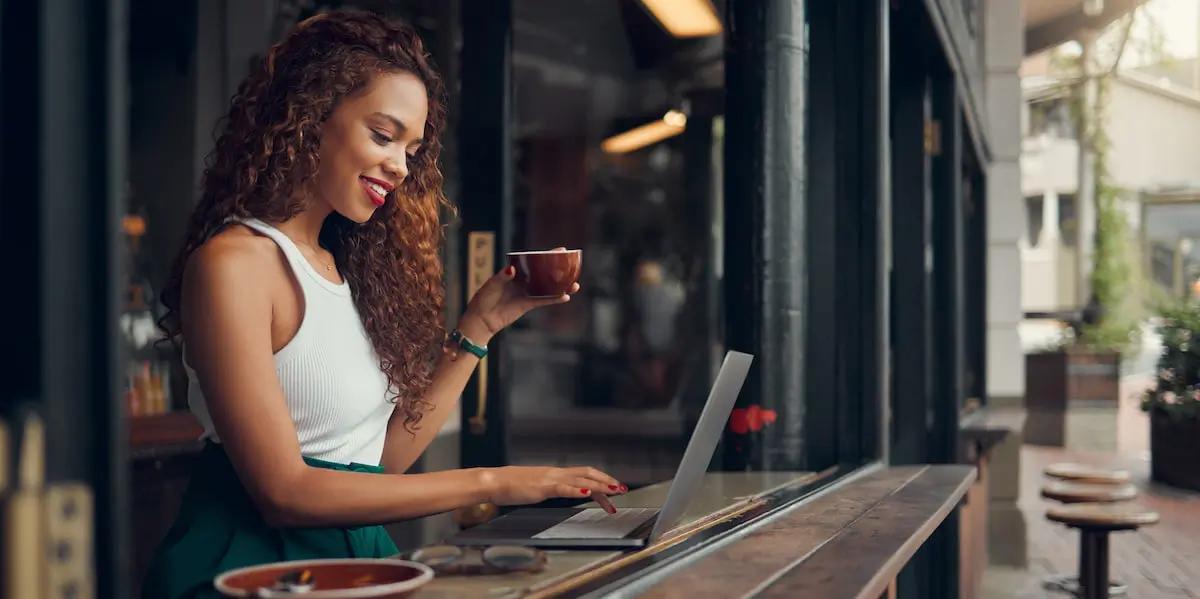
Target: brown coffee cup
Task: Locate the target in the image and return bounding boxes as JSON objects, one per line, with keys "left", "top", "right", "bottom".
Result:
{"left": 507, "top": 249, "right": 582, "bottom": 298}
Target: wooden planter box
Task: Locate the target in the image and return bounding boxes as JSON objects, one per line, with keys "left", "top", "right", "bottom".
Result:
{"left": 1150, "top": 409, "right": 1200, "bottom": 492}
{"left": 1024, "top": 349, "right": 1121, "bottom": 448}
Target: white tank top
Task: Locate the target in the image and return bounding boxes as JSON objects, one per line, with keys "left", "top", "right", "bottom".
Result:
{"left": 185, "top": 218, "right": 394, "bottom": 466}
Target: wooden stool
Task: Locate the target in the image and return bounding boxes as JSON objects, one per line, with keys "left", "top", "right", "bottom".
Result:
{"left": 1046, "top": 503, "right": 1159, "bottom": 599}
{"left": 1044, "top": 463, "right": 1131, "bottom": 485}
{"left": 1040, "top": 482, "right": 1138, "bottom": 596}
{"left": 1041, "top": 481, "right": 1138, "bottom": 504}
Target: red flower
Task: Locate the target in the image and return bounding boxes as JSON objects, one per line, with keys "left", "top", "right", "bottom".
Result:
{"left": 728, "top": 405, "right": 778, "bottom": 434}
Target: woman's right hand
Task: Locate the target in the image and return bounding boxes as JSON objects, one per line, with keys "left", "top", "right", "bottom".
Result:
{"left": 481, "top": 466, "right": 628, "bottom": 506}
{"left": 459, "top": 253, "right": 580, "bottom": 345}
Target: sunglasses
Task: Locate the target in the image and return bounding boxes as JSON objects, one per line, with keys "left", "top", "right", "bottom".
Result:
{"left": 407, "top": 545, "right": 548, "bottom": 576}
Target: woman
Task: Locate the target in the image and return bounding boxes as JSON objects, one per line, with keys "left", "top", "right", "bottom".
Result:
{"left": 143, "top": 11, "right": 625, "bottom": 599}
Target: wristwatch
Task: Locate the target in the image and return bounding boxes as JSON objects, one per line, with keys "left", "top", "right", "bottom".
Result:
{"left": 448, "top": 328, "right": 488, "bottom": 359}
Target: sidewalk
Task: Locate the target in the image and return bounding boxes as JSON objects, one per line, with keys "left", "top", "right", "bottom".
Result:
{"left": 983, "top": 377, "right": 1200, "bottom": 598}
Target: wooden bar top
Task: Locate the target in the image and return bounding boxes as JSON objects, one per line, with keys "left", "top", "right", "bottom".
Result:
{"left": 636, "top": 465, "right": 976, "bottom": 599}
{"left": 959, "top": 407, "right": 1026, "bottom": 451}
{"left": 411, "top": 465, "right": 974, "bottom": 598}
{"left": 129, "top": 411, "right": 205, "bottom": 459}
{"left": 412, "top": 471, "right": 818, "bottom": 598}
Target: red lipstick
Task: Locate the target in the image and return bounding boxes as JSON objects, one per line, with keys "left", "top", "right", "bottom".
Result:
{"left": 360, "top": 176, "right": 394, "bottom": 208}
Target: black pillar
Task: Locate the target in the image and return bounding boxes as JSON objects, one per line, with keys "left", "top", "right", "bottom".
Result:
{"left": 803, "top": 0, "right": 889, "bottom": 470}
{"left": 931, "top": 72, "right": 964, "bottom": 465}
{"left": 458, "top": 0, "right": 512, "bottom": 468}
{"left": 679, "top": 97, "right": 722, "bottom": 431}
{"left": 889, "top": 6, "right": 935, "bottom": 595}
{"left": 889, "top": 3, "right": 933, "bottom": 468}
{"left": 862, "top": 0, "right": 891, "bottom": 466}
{"left": 965, "top": 162, "right": 988, "bottom": 407}
{"left": 2, "top": 0, "right": 131, "bottom": 597}
{"left": 803, "top": 0, "right": 838, "bottom": 469}
{"left": 721, "top": 0, "right": 807, "bottom": 471}
{"left": 930, "top": 66, "right": 965, "bottom": 599}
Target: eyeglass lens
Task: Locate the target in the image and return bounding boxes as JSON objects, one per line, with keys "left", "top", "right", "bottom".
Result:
{"left": 482, "top": 546, "right": 540, "bottom": 570}
{"left": 411, "top": 545, "right": 464, "bottom": 567}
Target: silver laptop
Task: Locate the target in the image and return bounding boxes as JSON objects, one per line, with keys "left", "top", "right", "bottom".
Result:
{"left": 444, "top": 351, "right": 754, "bottom": 549}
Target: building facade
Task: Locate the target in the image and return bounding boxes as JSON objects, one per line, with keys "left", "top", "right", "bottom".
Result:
{"left": 1022, "top": 66, "right": 1200, "bottom": 312}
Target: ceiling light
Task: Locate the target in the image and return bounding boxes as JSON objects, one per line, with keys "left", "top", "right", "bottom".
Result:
{"left": 601, "top": 110, "right": 688, "bottom": 154}
{"left": 639, "top": 0, "right": 723, "bottom": 38}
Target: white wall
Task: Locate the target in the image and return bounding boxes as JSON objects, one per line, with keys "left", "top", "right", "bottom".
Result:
{"left": 985, "top": 0, "right": 1026, "bottom": 402}
{"left": 1021, "top": 77, "right": 1200, "bottom": 196}
{"left": 1020, "top": 137, "right": 1078, "bottom": 195}
{"left": 1106, "top": 78, "right": 1200, "bottom": 190}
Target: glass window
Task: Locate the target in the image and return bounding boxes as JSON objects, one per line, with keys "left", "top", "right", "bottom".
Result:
{"left": 1148, "top": 240, "right": 1176, "bottom": 293}
{"left": 1058, "top": 193, "right": 1078, "bottom": 247}
{"left": 1025, "top": 195, "right": 1044, "bottom": 247}
{"left": 1028, "top": 98, "right": 1075, "bottom": 139}
{"left": 504, "top": 1, "right": 724, "bottom": 484}
{"left": 1144, "top": 201, "right": 1200, "bottom": 297}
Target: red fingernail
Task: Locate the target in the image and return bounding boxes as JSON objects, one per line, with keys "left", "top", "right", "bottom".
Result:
{"left": 609, "top": 485, "right": 619, "bottom": 491}
{"left": 504, "top": 266, "right": 515, "bottom": 275}
{"left": 620, "top": 485, "right": 628, "bottom": 493}
{"left": 606, "top": 506, "right": 617, "bottom": 514}
{"left": 580, "top": 488, "right": 590, "bottom": 495}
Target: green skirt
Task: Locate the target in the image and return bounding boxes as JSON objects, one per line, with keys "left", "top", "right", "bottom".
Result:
{"left": 141, "top": 442, "right": 399, "bottom": 599}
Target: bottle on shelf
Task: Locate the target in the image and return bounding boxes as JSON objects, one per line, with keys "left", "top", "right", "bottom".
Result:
{"left": 121, "top": 184, "right": 179, "bottom": 418}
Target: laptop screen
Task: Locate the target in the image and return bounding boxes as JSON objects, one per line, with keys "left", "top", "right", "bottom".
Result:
{"left": 648, "top": 351, "right": 754, "bottom": 540}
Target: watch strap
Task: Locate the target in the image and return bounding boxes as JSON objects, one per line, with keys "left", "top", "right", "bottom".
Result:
{"left": 450, "top": 329, "right": 488, "bottom": 359}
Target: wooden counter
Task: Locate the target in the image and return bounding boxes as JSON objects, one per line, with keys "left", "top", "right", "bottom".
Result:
{"left": 414, "top": 471, "right": 819, "bottom": 598}
{"left": 412, "top": 464, "right": 975, "bottom": 598}
{"left": 958, "top": 407, "right": 1025, "bottom": 598}
{"left": 129, "top": 411, "right": 205, "bottom": 459}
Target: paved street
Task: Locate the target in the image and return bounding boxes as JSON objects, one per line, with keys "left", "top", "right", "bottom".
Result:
{"left": 983, "top": 377, "right": 1200, "bottom": 598}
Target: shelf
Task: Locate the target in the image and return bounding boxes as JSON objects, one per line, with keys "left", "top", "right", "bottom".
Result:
{"left": 129, "top": 411, "right": 204, "bottom": 458}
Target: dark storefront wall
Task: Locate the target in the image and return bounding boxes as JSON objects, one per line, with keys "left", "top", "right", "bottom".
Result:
{"left": 887, "top": 1, "right": 990, "bottom": 597}
{"left": 886, "top": 0, "right": 988, "bottom": 466}
{"left": 801, "top": 0, "right": 890, "bottom": 473}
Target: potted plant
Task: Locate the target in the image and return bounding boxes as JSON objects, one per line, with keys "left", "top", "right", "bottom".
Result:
{"left": 1025, "top": 27, "right": 1149, "bottom": 450}
{"left": 1024, "top": 295, "right": 1128, "bottom": 449}
{"left": 1141, "top": 304, "right": 1200, "bottom": 492}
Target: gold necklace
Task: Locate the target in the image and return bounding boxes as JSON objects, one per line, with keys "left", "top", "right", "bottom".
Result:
{"left": 293, "top": 240, "right": 334, "bottom": 272}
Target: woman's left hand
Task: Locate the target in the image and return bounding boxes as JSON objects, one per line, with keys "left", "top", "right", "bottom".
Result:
{"left": 458, "top": 249, "right": 579, "bottom": 344}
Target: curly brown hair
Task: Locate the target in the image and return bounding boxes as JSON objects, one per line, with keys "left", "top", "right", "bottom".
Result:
{"left": 159, "top": 10, "right": 452, "bottom": 433}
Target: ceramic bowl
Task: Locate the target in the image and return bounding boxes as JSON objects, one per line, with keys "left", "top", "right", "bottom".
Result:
{"left": 213, "top": 558, "right": 434, "bottom": 598}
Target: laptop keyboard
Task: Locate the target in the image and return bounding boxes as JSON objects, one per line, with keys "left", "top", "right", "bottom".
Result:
{"left": 532, "top": 508, "right": 659, "bottom": 540}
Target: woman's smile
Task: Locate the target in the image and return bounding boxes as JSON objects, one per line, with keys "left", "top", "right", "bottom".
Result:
{"left": 360, "top": 176, "right": 393, "bottom": 207}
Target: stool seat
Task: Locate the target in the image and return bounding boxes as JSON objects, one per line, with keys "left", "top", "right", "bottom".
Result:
{"left": 1044, "top": 462, "right": 1132, "bottom": 484}
{"left": 1047, "top": 502, "right": 1159, "bottom": 531}
{"left": 1041, "top": 481, "right": 1138, "bottom": 504}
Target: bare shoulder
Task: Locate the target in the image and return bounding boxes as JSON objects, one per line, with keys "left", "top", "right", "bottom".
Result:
{"left": 182, "top": 225, "right": 288, "bottom": 311}
{"left": 186, "top": 225, "right": 285, "bottom": 284}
